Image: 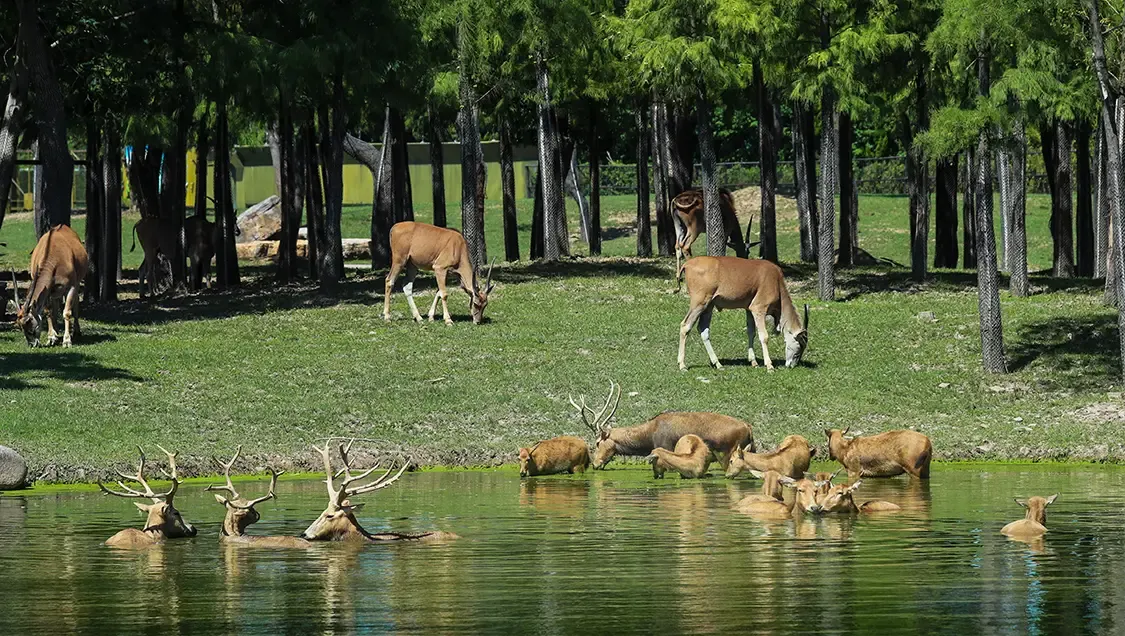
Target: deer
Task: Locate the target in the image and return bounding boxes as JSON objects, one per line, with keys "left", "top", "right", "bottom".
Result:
{"left": 97, "top": 446, "right": 197, "bottom": 549}
{"left": 813, "top": 480, "right": 902, "bottom": 514}
{"left": 9, "top": 225, "right": 89, "bottom": 348}
{"left": 518, "top": 436, "right": 591, "bottom": 477}
{"left": 732, "top": 469, "right": 785, "bottom": 509}
{"left": 646, "top": 434, "right": 711, "bottom": 479}
{"left": 570, "top": 382, "right": 754, "bottom": 471}
{"left": 672, "top": 188, "right": 757, "bottom": 284}
{"left": 300, "top": 440, "right": 458, "bottom": 542}
{"left": 184, "top": 214, "right": 221, "bottom": 291}
{"left": 1001, "top": 495, "right": 1059, "bottom": 538}
{"left": 131, "top": 216, "right": 180, "bottom": 297}
{"left": 206, "top": 447, "right": 311, "bottom": 548}
{"left": 824, "top": 428, "right": 933, "bottom": 480}
{"left": 725, "top": 435, "right": 815, "bottom": 480}
{"left": 384, "top": 221, "right": 494, "bottom": 325}
{"left": 678, "top": 257, "right": 808, "bottom": 372}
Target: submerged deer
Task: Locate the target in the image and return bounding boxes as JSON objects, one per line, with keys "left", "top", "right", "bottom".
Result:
{"left": 384, "top": 221, "right": 494, "bottom": 325}
{"left": 300, "top": 440, "right": 458, "bottom": 542}
{"left": 646, "top": 434, "right": 711, "bottom": 479}
{"left": 726, "top": 435, "right": 814, "bottom": 480}
{"left": 518, "top": 436, "right": 591, "bottom": 477}
{"left": 98, "top": 446, "right": 197, "bottom": 549}
{"left": 814, "top": 480, "right": 901, "bottom": 514}
{"left": 570, "top": 382, "right": 754, "bottom": 470}
{"left": 1001, "top": 495, "right": 1058, "bottom": 538}
{"left": 825, "top": 428, "right": 932, "bottom": 480}
{"left": 10, "top": 225, "right": 89, "bottom": 347}
{"left": 206, "top": 447, "right": 310, "bottom": 548}
{"left": 678, "top": 257, "right": 808, "bottom": 371}
{"left": 732, "top": 469, "right": 786, "bottom": 513}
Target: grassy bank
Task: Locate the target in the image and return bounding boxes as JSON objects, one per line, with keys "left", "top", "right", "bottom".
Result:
{"left": 0, "top": 192, "right": 1120, "bottom": 483}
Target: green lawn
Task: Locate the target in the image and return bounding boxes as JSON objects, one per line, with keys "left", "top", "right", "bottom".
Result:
{"left": 0, "top": 192, "right": 1119, "bottom": 483}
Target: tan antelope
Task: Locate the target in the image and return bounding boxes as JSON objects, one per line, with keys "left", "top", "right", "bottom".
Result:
{"left": 98, "top": 446, "right": 197, "bottom": 549}
{"left": 726, "top": 435, "right": 815, "bottom": 480}
{"left": 384, "top": 221, "right": 494, "bottom": 325}
{"left": 1001, "top": 495, "right": 1058, "bottom": 538}
{"left": 518, "top": 436, "right": 591, "bottom": 477}
{"left": 678, "top": 257, "right": 808, "bottom": 372}
{"left": 814, "top": 480, "right": 902, "bottom": 514}
{"left": 300, "top": 440, "right": 458, "bottom": 542}
{"left": 570, "top": 382, "right": 754, "bottom": 470}
{"left": 732, "top": 469, "right": 785, "bottom": 508}
{"left": 825, "top": 428, "right": 933, "bottom": 480}
{"left": 646, "top": 434, "right": 711, "bottom": 479}
{"left": 672, "top": 189, "right": 755, "bottom": 282}
{"left": 10, "top": 225, "right": 89, "bottom": 347}
{"left": 206, "top": 447, "right": 311, "bottom": 548}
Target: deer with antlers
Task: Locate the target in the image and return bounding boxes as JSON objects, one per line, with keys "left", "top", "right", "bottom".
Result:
{"left": 384, "top": 221, "right": 495, "bottom": 325}
{"left": 300, "top": 440, "right": 458, "bottom": 542}
{"left": 97, "top": 446, "right": 196, "bottom": 549}
{"left": 206, "top": 447, "right": 311, "bottom": 548}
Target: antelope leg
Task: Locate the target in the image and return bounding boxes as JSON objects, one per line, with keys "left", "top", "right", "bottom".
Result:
{"left": 384, "top": 261, "right": 405, "bottom": 321}
{"left": 678, "top": 304, "right": 706, "bottom": 370}
{"left": 752, "top": 310, "right": 774, "bottom": 371}
{"left": 745, "top": 310, "right": 758, "bottom": 367}
{"left": 697, "top": 306, "right": 722, "bottom": 369}
{"left": 62, "top": 286, "right": 78, "bottom": 347}
{"left": 402, "top": 263, "right": 423, "bottom": 322}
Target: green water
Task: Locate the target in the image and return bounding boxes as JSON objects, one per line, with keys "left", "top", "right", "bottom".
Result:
{"left": 1, "top": 465, "right": 1123, "bottom": 634}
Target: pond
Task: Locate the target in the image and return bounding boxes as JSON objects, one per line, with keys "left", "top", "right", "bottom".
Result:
{"left": 1, "top": 465, "right": 1123, "bottom": 634}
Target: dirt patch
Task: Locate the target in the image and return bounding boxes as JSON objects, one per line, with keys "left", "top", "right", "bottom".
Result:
{"left": 1074, "top": 402, "right": 1125, "bottom": 424}
{"left": 729, "top": 186, "right": 799, "bottom": 223}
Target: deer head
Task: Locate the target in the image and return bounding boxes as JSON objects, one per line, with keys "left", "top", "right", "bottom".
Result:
{"left": 517, "top": 441, "right": 543, "bottom": 478}
{"left": 301, "top": 440, "right": 410, "bottom": 541}
{"left": 784, "top": 304, "right": 809, "bottom": 368}
{"left": 779, "top": 476, "right": 822, "bottom": 514}
{"left": 98, "top": 446, "right": 196, "bottom": 538}
{"left": 816, "top": 479, "right": 863, "bottom": 514}
{"left": 470, "top": 260, "right": 495, "bottom": 325}
{"left": 725, "top": 443, "right": 752, "bottom": 479}
{"left": 206, "top": 446, "right": 283, "bottom": 537}
{"left": 569, "top": 381, "right": 621, "bottom": 469}
{"left": 9, "top": 269, "right": 41, "bottom": 347}
{"left": 1016, "top": 494, "right": 1058, "bottom": 525}
{"left": 823, "top": 427, "right": 851, "bottom": 460}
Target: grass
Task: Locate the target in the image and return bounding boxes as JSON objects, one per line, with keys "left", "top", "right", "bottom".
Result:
{"left": 0, "top": 190, "right": 1120, "bottom": 483}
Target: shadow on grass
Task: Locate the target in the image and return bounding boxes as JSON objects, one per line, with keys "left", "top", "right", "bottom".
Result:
{"left": 835, "top": 269, "right": 1106, "bottom": 302}
{"left": 1008, "top": 313, "right": 1120, "bottom": 389}
{"left": 0, "top": 351, "right": 143, "bottom": 390}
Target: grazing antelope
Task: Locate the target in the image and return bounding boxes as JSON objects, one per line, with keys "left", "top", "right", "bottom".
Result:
{"left": 726, "top": 435, "right": 815, "bottom": 480}
{"left": 570, "top": 382, "right": 754, "bottom": 470}
{"left": 384, "top": 221, "right": 494, "bottom": 325}
{"left": 814, "top": 480, "right": 901, "bottom": 514}
{"left": 646, "top": 434, "right": 711, "bottom": 479}
{"left": 300, "top": 440, "right": 458, "bottom": 542}
{"left": 678, "top": 257, "right": 808, "bottom": 372}
{"left": 131, "top": 216, "right": 179, "bottom": 297}
{"left": 518, "top": 436, "right": 591, "bottom": 477}
{"left": 206, "top": 447, "right": 311, "bottom": 548}
{"left": 732, "top": 469, "right": 786, "bottom": 510}
{"left": 825, "top": 428, "right": 933, "bottom": 480}
{"left": 10, "top": 225, "right": 89, "bottom": 347}
{"left": 672, "top": 189, "right": 755, "bottom": 282}
{"left": 1001, "top": 495, "right": 1058, "bottom": 538}
{"left": 97, "top": 446, "right": 197, "bottom": 549}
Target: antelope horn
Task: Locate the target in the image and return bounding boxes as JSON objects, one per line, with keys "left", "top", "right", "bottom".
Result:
{"left": 527, "top": 441, "right": 544, "bottom": 456}
{"left": 485, "top": 259, "right": 495, "bottom": 292}
{"left": 9, "top": 269, "right": 19, "bottom": 307}
{"left": 804, "top": 304, "right": 809, "bottom": 330}
{"left": 841, "top": 426, "right": 851, "bottom": 437}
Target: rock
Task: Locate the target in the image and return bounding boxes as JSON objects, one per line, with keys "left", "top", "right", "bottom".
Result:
{"left": 236, "top": 195, "right": 282, "bottom": 243}
{"left": 235, "top": 238, "right": 370, "bottom": 262}
{"left": 0, "top": 445, "right": 28, "bottom": 490}
{"left": 938, "top": 382, "right": 951, "bottom": 389}
{"left": 917, "top": 311, "right": 936, "bottom": 322}
{"left": 298, "top": 226, "right": 308, "bottom": 240}
{"left": 341, "top": 239, "right": 372, "bottom": 260}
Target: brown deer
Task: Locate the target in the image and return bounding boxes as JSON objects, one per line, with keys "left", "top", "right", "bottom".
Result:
{"left": 732, "top": 469, "right": 785, "bottom": 509}
{"left": 384, "top": 221, "right": 494, "bottom": 325}
{"left": 206, "top": 447, "right": 311, "bottom": 548}
{"left": 98, "top": 446, "right": 197, "bottom": 549}
{"left": 518, "top": 436, "right": 591, "bottom": 477}
{"left": 672, "top": 189, "right": 756, "bottom": 282}
{"left": 1001, "top": 495, "right": 1058, "bottom": 538}
{"left": 300, "top": 440, "right": 458, "bottom": 542}
{"left": 10, "top": 225, "right": 89, "bottom": 347}
{"left": 678, "top": 257, "right": 808, "bottom": 372}
{"left": 814, "top": 480, "right": 902, "bottom": 514}
{"left": 131, "top": 216, "right": 179, "bottom": 297}
{"left": 570, "top": 382, "right": 754, "bottom": 470}
{"left": 185, "top": 214, "right": 221, "bottom": 291}
{"left": 825, "top": 428, "right": 933, "bottom": 480}
{"left": 725, "top": 435, "right": 815, "bottom": 479}
{"left": 646, "top": 434, "right": 711, "bottom": 479}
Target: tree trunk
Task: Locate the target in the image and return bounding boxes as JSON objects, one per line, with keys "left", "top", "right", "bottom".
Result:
{"left": 392, "top": 108, "right": 414, "bottom": 224}
{"left": 428, "top": 104, "right": 447, "bottom": 227}
{"left": 100, "top": 122, "right": 121, "bottom": 302}
{"left": 276, "top": 95, "right": 298, "bottom": 283}
{"left": 998, "top": 147, "right": 1010, "bottom": 271}
{"left": 671, "top": 107, "right": 695, "bottom": 195}
{"left": 963, "top": 148, "right": 977, "bottom": 268}
{"left": 473, "top": 103, "right": 487, "bottom": 263}
{"left": 194, "top": 105, "right": 210, "bottom": 220}
{"left": 588, "top": 103, "right": 602, "bottom": 256}
{"left": 1076, "top": 119, "right": 1095, "bottom": 277}
{"left": 794, "top": 102, "right": 818, "bottom": 262}
{"left": 935, "top": 156, "right": 958, "bottom": 268}
{"left": 838, "top": 111, "right": 857, "bottom": 268}
{"left": 215, "top": 101, "right": 239, "bottom": 287}
{"left": 636, "top": 101, "right": 652, "bottom": 257}
{"left": 1008, "top": 119, "right": 1030, "bottom": 297}
{"left": 1095, "top": 116, "right": 1109, "bottom": 278}
{"left": 756, "top": 62, "right": 778, "bottom": 262}
{"left": 499, "top": 116, "right": 519, "bottom": 261}
{"left": 162, "top": 109, "right": 190, "bottom": 286}
{"left": 652, "top": 101, "right": 673, "bottom": 257}
{"left": 698, "top": 94, "right": 724, "bottom": 257}
{"left": 976, "top": 42, "right": 1007, "bottom": 373}
{"left": 537, "top": 55, "right": 562, "bottom": 262}
{"left": 365, "top": 117, "right": 394, "bottom": 268}
{"left": 303, "top": 121, "right": 323, "bottom": 281}
{"left": 0, "top": 47, "right": 28, "bottom": 233}
{"left": 1052, "top": 120, "right": 1076, "bottom": 277}
{"left": 318, "top": 82, "right": 345, "bottom": 285}
{"left": 553, "top": 118, "right": 572, "bottom": 257}
{"left": 84, "top": 118, "right": 102, "bottom": 301}
{"left": 531, "top": 164, "right": 544, "bottom": 259}
{"left": 818, "top": 90, "right": 838, "bottom": 301}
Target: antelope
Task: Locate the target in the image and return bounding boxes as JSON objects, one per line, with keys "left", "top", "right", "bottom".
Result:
{"left": 97, "top": 446, "right": 197, "bottom": 549}
{"left": 131, "top": 216, "right": 179, "bottom": 297}
{"left": 1001, "top": 495, "right": 1058, "bottom": 538}
{"left": 300, "top": 440, "right": 458, "bottom": 542}
{"left": 814, "top": 480, "right": 902, "bottom": 514}
{"left": 518, "top": 436, "right": 591, "bottom": 477}
{"left": 726, "top": 435, "right": 815, "bottom": 480}
{"left": 646, "top": 434, "right": 711, "bottom": 479}
{"left": 10, "top": 225, "right": 89, "bottom": 347}
{"left": 825, "top": 428, "right": 933, "bottom": 480}
{"left": 732, "top": 469, "right": 785, "bottom": 509}
{"left": 185, "top": 214, "right": 221, "bottom": 291}
{"left": 672, "top": 188, "right": 755, "bottom": 283}
{"left": 570, "top": 382, "right": 754, "bottom": 471}
{"left": 206, "top": 447, "right": 311, "bottom": 548}
{"left": 678, "top": 257, "right": 808, "bottom": 372}
{"left": 384, "top": 221, "right": 494, "bottom": 325}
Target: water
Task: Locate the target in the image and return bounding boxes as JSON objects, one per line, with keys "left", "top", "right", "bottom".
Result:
{"left": 1, "top": 466, "right": 1124, "bottom": 635}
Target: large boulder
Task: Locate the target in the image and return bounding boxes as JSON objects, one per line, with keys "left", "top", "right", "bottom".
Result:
{"left": 236, "top": 195, "right": 282, "bottom": 243}
{"left": 0, "top": 445, "right": 28, "bottom": 490}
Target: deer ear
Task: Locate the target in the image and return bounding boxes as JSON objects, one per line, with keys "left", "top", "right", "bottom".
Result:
{"left": 5, "top": 300, "right": 16, "bottom": 314}
{"left": 847, "top": 480, "right": 863, "bottom": 492}
{"left": 346, "top": 502, "right": 365, "bottom": 512}
{"left": 779, "top": 476, "right": 796, "bottom": 487}
{"left": 808, "top": 447, "right": 817, "bottom": 457}
{"left": 824, "top": 429, "right": 832, "bottom": 439}
{"left": 213, "top": 494, "right": 230, "bottom": 506}
{"left": 749, "top": 470, "right": 765, "bottom": 479}
{"left": 1015, "top": 498, "right": 1028, "bottom": 508}
{"left": 1045, "top": 494, "right": 1058, "bottom": 506}
{"left": 134, "top": 502, "right": 152, "bottom": 513}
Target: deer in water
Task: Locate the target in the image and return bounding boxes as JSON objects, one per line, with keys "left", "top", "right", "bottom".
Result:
{"left": 570, "top": 382, "right": 754, "bottom": 471}
{"left": 646, "top": 434, "right": 711, "bottom": 479}
{"left": 725, "top": 435, "right": 815, "bottom": 480}
{"left": 98, "top": 446, "right": 197, "bottom": 549}
{"left": 813, "top": 480, "right": 901, "bottom": 514}
{"left": 824, "top": 428, "right": 933, "bottom": 480}
{"left": 518, "top": 436, "right": 591, "bottom": 477}
{"left": 1001, "top": 495, "right": 1058, "bottom": 538}
{"left": 300, "top": 440, "right": 458, "bottom": 542}
{"left": 733, "top": 469, "right": 786, "bottom": 510}
{"left": 9, "top": 225, "right": 89, "bottom": 347}
{"left": 206, "top": 447, "right": 311, "bottom": 548}
{"left": 678, "top": 257, "right": 808, "bottom": 372}
{"left": 672, "top": 189, "right": 757, "bottom": 283}
{"left": 384, "top": 221, "right": 494, "bottom": 325}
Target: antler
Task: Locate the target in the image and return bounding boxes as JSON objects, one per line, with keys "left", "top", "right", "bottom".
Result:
{"left": 315, "top": 439, "right": 409, "bottom": 508}
{"left": 205, "top": 445, "right": 243, "bottom": 501}
{"left": 97, "top": 446, "right": 179, "bottom": 502}
{"left": 215, "top": 467, "right": 284, "bottom": 510}
{"left": 569, "top": 381, "right": 621, "bottom": 437}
